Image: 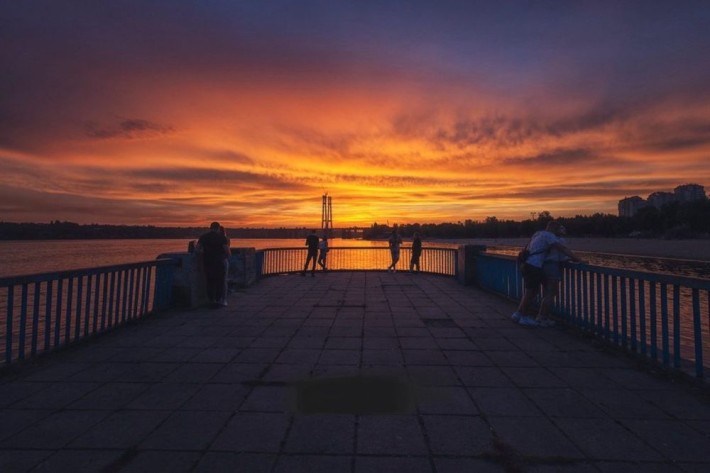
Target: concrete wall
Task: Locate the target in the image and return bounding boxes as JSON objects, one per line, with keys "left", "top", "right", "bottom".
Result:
{"left": 157, "top": 247, "right": 257, "bottom": 308}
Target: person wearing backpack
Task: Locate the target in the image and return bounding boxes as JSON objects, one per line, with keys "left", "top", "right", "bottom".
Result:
{"left": 302, "top": 229, "right": 320, "bottom": 277}
{"left": 512, "top": 221, "right": 583, "bottom": 327}
{"left": 196, "top": 221, "right": 231, "bottom": 308}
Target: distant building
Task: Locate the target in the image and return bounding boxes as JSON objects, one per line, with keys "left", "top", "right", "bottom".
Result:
{"left": 674, "top": 183, "right": 706, "bottom": 202}
{"left": 618, "top": 196, "right": 646, "bottom": 217}
{"left": 647, "top": 191, "right": 675, "bottom": 210}
{"left": 618, "top": 183, "right": 706, "bottom": 217}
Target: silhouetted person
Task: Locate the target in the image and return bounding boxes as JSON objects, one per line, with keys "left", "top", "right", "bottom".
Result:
{"left": 513, "top": 221, "right": 583, "bottom": 326}
{"left": 317, "top": 236, "right": 329, "bottom": 271}
{"left": 302, "top": 229, "right": 319, "bottom": 277}
{"left": 387, "top": 228, "right": 403, "bottom": 272}
{"left": 196, "top": 221, "right": 230, "bottom": 307}
{"left": 410, "top": 232, "right": 422, "bottom": 272}
{"left": 220, "top": 226, "right": 231, "bottom": 305}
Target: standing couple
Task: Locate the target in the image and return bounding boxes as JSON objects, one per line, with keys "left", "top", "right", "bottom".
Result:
{"left": 302, "top": 230, "right": 329, "bottom": 276}
{"left": 513, "top": 221, "right": 584, "bottom": 327}
{"left": 387, "top": 228, "right": 423, "bottom": 273}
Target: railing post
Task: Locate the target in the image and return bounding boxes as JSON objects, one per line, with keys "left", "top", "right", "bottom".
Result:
{"left": 457, "top": 245, "right": 486, "bottom": 285}
{"left": 629, "top": 278, "right": 637, "bottom": 352}
{"left": 31, "top": 281, "right": 41, "bottom": 356}
{"left": 255, "top": 250, "right": 265, "bottom": 278}
{"left": 1, "top": 260, "right": 181, "bottom": 366}
{"left": 5, "top": 286, "right": 13, "bottom": 364}
{"left": 19, "top": 284, "right": 28, "bottom": 360}
{"left": 672, "top": 285, "right": 681, "bottom": 369}
{"left": 154, "top": 260, "right": 176, "bottom": 311}
{"left": 661, "top": 283, "right": 670, "bottom": 366}
{"left": 692, "top": 288, "right": 703, "bottom": 379}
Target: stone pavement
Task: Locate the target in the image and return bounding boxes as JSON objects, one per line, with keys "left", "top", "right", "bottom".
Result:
{"left": 1, "top": 272, "right": 710, "bottom": 473}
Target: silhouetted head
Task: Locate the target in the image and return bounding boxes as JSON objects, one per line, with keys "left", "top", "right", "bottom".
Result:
{"left": 219, "top": 225, "right": 227, "bottom": 236}
{"left": 413, "top": 232, "right": 420, "bottom": 238}
{"left": 546, "top": 221, "right": 562, "bottom": 234}
{"left": 210, "top": 221, "right": 221, "bottom": 231}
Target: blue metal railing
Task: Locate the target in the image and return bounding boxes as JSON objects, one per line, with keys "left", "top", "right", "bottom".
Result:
{"left": 474, "top": 252, "right": 710, "bottom": 379}
{"left": 4, "top": 246, "right": 707, "bottom": 381}
{"left": 258, "top": 246, "right": 458, "bottom": 277}
{"left": 0, "top": 259, "right": 176, "bottom": 365}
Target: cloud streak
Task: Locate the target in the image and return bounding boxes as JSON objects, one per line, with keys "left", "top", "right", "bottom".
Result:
{"left": 2, "top": 1, "right": 710, "bottom": 226}
{"left": 85, "top": 119, "right": 176, "bottom": 140}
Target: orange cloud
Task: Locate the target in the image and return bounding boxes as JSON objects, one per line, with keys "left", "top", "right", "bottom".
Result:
{"left": 3, "top": 2, "right": 710, "bottom": 226}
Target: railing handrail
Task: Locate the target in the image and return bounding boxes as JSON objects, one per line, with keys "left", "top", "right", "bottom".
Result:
{"left": 0, "top": 258, "right": 177, "bottom": 287}
{"left": 478, "top": 252, "right": 710, "bottom": 289}
{"left": 259, "top": 246, "right": 448, "bottom": 250}
{"left": 3, "top": 246, "right": 707, "bottom": 381}
{"left": 1, "top": 258, "right": 177, "bottom": 366}
{"left": 258, "top": 246, "right": 458, "bottom": 278}
{"left": 475, "top": 251, "right": 710, "bottom": 379}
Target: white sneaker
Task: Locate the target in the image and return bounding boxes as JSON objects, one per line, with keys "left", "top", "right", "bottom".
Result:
{"left": 220, "top": 300, "right": 228, "bottom": 307}
{"left": 518, "top": 315, "right": 539, "bottom": 327}
{"left": 511, "top": 311, "right": 522, "bottom": 323}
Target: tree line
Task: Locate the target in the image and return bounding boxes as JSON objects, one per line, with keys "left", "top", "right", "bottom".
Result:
{"left": 0, "top": 221, "right": 331, "bottom": 240}
{"left": 1, "top": 199, "right": 708, "bottom": 241}
{"left": 362, "top": 200, "right": 710, "bottom": 239}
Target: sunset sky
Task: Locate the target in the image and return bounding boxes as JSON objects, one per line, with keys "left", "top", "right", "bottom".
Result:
{"left": 2, "top": 1, "right": 710, "bottom": 228}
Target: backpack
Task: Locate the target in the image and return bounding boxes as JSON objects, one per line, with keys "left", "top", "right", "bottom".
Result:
{"left": 517, "top": 233, "right": 549, "bottom": 267}
{"left": 516, "top": 248, "right": 531, "bottom": 266}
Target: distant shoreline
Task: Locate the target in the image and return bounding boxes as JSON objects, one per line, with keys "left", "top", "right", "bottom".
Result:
{"left": 434, "top": 237, "right": 710, "bottom": 262}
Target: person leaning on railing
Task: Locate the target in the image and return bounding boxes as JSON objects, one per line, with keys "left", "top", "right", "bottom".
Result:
{"left": 512, "top": 221, "right": 584, "bottom": 327}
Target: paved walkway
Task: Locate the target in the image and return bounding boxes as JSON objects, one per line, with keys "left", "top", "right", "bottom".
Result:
{"left": 1, "top": 272, "right": 710, "bottom": 472}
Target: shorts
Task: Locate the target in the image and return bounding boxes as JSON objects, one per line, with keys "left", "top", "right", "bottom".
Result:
{"left": 521, "top": 263, "right": 544, "bottom": 289}
{"left": 543, "top": 261, "right": 562, "bottom": 280}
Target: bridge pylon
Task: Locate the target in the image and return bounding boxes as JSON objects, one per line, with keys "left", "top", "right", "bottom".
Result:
{"left": 321, "top": 193, "right": 332, "bottom": 237}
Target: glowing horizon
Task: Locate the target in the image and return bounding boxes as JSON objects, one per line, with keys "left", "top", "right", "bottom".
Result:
{"left": 2, "top": 1, "right": 710, "bottom": 228}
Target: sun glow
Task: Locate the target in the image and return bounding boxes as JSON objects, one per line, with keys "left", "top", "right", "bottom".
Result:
{"left": 2, "top": 2, "right": 710, "bottom": 227}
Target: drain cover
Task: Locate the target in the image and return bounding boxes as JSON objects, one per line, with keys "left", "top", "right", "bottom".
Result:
{"left": 294, "top": 375, "right": 415, "bottom": 414}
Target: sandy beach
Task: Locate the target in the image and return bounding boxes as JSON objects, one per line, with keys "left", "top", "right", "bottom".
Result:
{"left": 440, "top": 237, "right": 710, "bottom": 262}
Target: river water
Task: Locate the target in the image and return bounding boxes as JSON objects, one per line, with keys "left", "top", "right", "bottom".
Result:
{"left": 1, "top": 238, "right": 709, "bottom": 280}
{"left": 0, "top": 238, "right": 444, "bottom": 278}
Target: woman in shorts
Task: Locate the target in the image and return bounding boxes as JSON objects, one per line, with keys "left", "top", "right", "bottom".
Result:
{"left": 513, "top": 222, "right": 583, "bottom": 327}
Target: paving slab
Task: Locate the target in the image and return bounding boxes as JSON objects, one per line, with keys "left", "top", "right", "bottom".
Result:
{"left": 32, "top": 450, "right": 125, "bottom": 473}
{"left": 284, "top": 414, "right": 355, "bottom": 454}
{"left": 70, "top": 410, "right": 169, "bottom": 449}
{"left": 0, "top": 450, "right": 53, "bottom": 473}
{"left": 0, "top": 272, "right": 709, "bottom": 472}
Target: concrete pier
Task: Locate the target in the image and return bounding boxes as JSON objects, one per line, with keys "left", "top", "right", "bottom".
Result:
{"left": 1, "top": 273, "right": 709, "bottom": 472}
